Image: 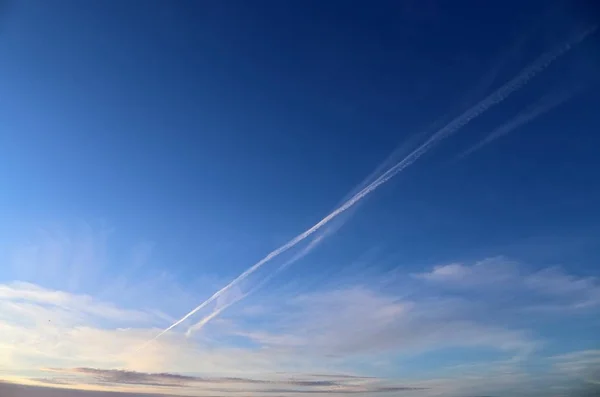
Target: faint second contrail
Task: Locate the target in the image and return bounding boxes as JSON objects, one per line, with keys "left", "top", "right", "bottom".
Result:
{"left": 458, "top": 84, "right": 586, "bottom": 159}
{"left": 137, "top": 25, "right": 596, "bottom": 350}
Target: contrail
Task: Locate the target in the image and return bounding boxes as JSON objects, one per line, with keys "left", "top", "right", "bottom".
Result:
{"left": 137, "top": 25, "right": 596, "bottom": 350}
{"left": 185, "top": 237, "right": 322, "bottom": 336}
{"left": 251, "top": 49, "right": 518, "bottom": 290}
{"left": 457, "top": 85, "right": 586, "bottom": 159}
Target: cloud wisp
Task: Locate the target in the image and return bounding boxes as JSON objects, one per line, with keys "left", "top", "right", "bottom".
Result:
{"left": 231, "top": 284, "right": 537, "bottom": 360}
{"left": 0, "top": 281, "right": 149, "bottom": 325}
{"left": 140, "top": 25, "right": 597, "bottom": 348}
{"left": 40, "top": 367, "right": 424, "bottom": 394}
{"left": 415, "top": 257, "right": 600, "bottom": 311}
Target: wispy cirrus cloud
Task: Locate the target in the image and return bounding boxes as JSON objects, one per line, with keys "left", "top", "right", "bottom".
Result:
{"left": 552, "top": 350, "right": 600, "bottom": 380}
{"left": 0, "top": 282, "right": 149, "bottom": 324}
{"left": 415, "top": 257, "right": 600, "bottom": 310}
{"left": 228, "top": 285, "right": 537, "bottom": 361}
{"left": 413, "top": 257, "right": 520, "bottom": 286}
{"left": 1, "top": 225, "right": 597, "bottom": 397}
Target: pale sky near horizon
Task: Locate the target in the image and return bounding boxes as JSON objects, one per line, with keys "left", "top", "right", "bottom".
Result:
{"left": 1, "top": 1, "right": 600, "bottom": 397}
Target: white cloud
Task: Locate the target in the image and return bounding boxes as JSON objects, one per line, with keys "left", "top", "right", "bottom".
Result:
{"left": 1, "top": 251, "right": 598, "bottom": 397}
{"left": 0, "top": 278, "right": 537, "bottom": 393}
{"left": 525, "top": 267, "right": 600, "bottom": 309}
{"left": 0, "top": 282, "right": 148, "bottom": 323}
{"left": 416, "top": 257, "right": 600, "bottom": 310}
{"left": 0, "top": 283, "right": 370, "bottom": 383}
{"left": 231, "top": 286, "right": 536, "bottom": 359}
{"left": 413, "top": 256, "right": 519, "bottom": 286}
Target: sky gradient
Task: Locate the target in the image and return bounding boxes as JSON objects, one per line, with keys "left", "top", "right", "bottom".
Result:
{"left": 1, "top": 1, "right": 600, "bottom": 397}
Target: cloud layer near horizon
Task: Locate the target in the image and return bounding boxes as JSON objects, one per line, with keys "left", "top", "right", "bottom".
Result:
{"left": 1, "top": 253, "right": 599, "bottom": 397}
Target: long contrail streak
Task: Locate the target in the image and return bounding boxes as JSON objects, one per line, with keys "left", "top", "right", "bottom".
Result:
{"left": 185, "top": 237, "right": 322, "bottom": 336}
{"left": 138, "top": 25, "right": 595, "bottom": 350}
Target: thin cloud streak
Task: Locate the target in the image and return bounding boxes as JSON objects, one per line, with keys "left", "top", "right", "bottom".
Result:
{"left": 40, "top": 367, "right": 423, "bottom": 395}
{"left": 140, "top": 25, "right": 596, "bottom": 349}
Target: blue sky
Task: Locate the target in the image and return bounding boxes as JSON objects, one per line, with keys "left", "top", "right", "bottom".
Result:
{"left": 1, "top": 1, "right": 600, "bottom": 396}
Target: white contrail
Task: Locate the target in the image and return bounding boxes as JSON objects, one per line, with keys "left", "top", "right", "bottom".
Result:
{"left": 138, "top": 25, "right": 596, "bottom": 350}
{"left": 458, "top": 85, "right": 586, "bottom": 159}
{"left": 185, "top": 237, "right": 322, "bottom": 336}
{"left": 245, "top": 56, "right": 513, "bottom": 291}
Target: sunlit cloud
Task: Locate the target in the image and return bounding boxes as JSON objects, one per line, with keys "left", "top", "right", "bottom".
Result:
{"left": 0, "top": 229, "right": 598, "bottom": 397}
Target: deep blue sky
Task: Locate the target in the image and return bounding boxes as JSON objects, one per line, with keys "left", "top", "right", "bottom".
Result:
{"left": 0, "top": 2, "right": 599, "bottom": 395}
{"left": 2, "top": 1, "right": 599, "bottom": 278}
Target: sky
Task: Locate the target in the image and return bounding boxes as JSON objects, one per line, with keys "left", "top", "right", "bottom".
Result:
{"left": 1, "top": 1, "right": 600, "bottom": 396}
